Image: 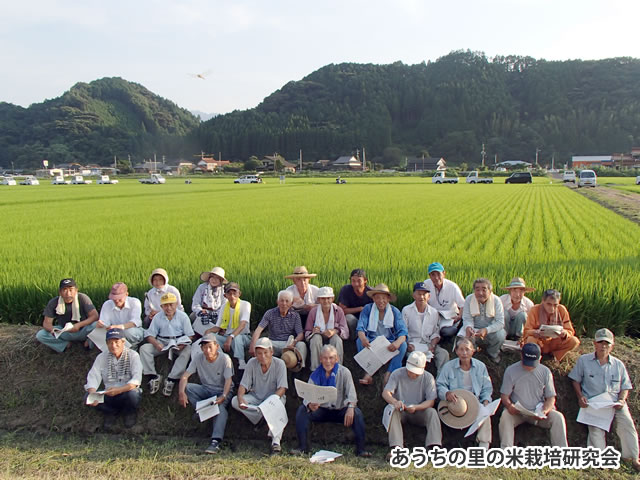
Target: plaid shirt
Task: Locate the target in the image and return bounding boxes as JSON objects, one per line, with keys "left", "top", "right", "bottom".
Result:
{"left": 258, "top": 307, "right": 302, "bottom": 341}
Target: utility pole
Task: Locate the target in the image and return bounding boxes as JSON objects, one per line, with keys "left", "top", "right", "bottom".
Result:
{"left": 535, "top": 148, "right": 540, "bottom": 168}
{"left": 362, "top": 147, "right": 366, "bottom": 172}
{"left": 299, "top": 149, "right": 302, "bottom": 172}
{"left": 481, "top": 144, "right": 486, "bottom": 167}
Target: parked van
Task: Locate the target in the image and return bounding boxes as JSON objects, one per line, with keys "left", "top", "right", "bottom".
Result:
{"left": 577, "top": 169, "right": 597, "bottom": 188}
{"left": 562, "top": 170, "right": 576, "bottom": 183}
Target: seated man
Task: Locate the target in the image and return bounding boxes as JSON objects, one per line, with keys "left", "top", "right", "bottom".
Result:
{"left": 204, "top": 282, "right": 252, "bottom": 370}
{"left": 293, "top": 345, "right": 370, "bottom": 457}
{"left": 423, "top": 263, "right": 465, "bottom": 343}
{"left": 140, "top": 293, "right": 194, "bottom": 397}
{"left": 382, "top": 351, "right": 442, "bottom": 458}
{"left": 284, "top": 266, "right": 319, "bottom": 323}
{"left": 178, "top": 333, "right": 234, "bottom": 454}
{"left": 402, "top": 281, "right": 449, "bottom": 374}
{"left": 461, "top": 278, "right": 506, "bottom": 364}
{"left": 499, "top": 343, "right": 568, "bottom": 448}
{"left": 499, "top": 277, "right": 535, "bottom": 341}
{"left": 337, "top": 269, "right": 373, "bottom": 340}
{"left": 436, "top": 337, "right": 493, "bottom": 449}
{"left": 143, "top": 268, "right": 184, "bottom": 329}
{"left": 84, "top": 328, "right": 142, "bottom": 430}
{"left": 250, "top": 290, "right": 308, "bottom": 369}
{"left": 36, "top": 278, "right": 98, "bottom": 353}
{"left": 232, "top": 337, "right": 288, "bottom": 455}
{"left": 569, "top": 328, "right": 640, "bottom": 471}
{"left": 522, "top": 289, "right": 580, "bottom": 362}
{"left": 97, "top": 282, "right": 144, "bottom": 347}
{"left": 356, "top": 283, "right": 407, "bottom": 386}
{"left": 304, "top": 287, "right": 349, "bottom": 371}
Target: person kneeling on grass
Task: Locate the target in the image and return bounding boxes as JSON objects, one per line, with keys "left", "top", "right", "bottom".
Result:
{"left": 140, "top": 293, "right": 194, "bottom": 396}
{"left": 292, "top": 345, "right": 371, "bottom": 457}
{"left": 85, "top": 328, "right": 142, "bottom": 430}
{"left": 36, "top": 278, "right": 99, "bottom": 353}
{"left": 231, "top": 337, "right": 288, "bottom": 455}
{"left": 356, "top": 283, "right": 407, "bottom": 386}
{"left": 178, "top": 333, "right": 233, "bottom": 454}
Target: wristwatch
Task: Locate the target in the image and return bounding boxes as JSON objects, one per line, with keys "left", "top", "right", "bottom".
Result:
{"left": 230, "top": 334, "right": 235, "bottom": 339}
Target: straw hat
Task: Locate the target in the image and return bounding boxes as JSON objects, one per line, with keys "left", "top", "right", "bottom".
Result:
{"left": 502, "top": 277, "right": 535, "bottom": 292}
{"left": 148, "top": 268, "right": 169, "bottom": 287}
{"left": 437, "top": 389, "right": 480, "bottom": 429}
{"left": 200, "top": 267, "right": 227, "bottom": 283}
{"left": 284, "top": 266, "right": 317, "bottom": 279}
{"left": 366, "top": 283, "right": 397, "bottom": 303}
{"left": 282, "top": 345, "right": 303, "bottom": 372}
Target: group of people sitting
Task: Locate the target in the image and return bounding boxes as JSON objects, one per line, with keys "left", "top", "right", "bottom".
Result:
{"left": 34, "top": 264, "right": 639, "bottom": 469}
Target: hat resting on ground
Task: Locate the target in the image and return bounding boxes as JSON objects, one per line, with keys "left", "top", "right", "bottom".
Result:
{"left": 502, "top": 277, "right": 535, "bottom": 292}
{"left": 284, "top": 266, "right": 317, "bottom": 279}
{"left": 109, "top": 282, "right": 128, "bottom": 302}
{"left": 200, "top": 267, "right": 227, "bottom": 283}
{"left": 148, "top": 268, "right": 169, "bottom": 287}
{"left": 366, "top": 283, "right": 397, "bottom": 303}
{"left": 437, "top": 389, "right": 480, "bottom": 429}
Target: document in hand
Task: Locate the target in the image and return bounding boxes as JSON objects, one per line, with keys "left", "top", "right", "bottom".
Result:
{"left": 410, "top": 343, "right": 435, "bottom": 361}
{"left": 53, "top": 322, "right": 74, "bottom": 339}
{"left": 195, "top": 396, "right": 220, "bottom": 422}
{"left": 576, "top": 392, "right": 619, "bottom": 432}
{"left": 310, "top": 450, "right": 342, "bottom": 464}
{"left": 514, "top": 401, "right": 547, "bottom": 419}
{"left": 163, "top": 336, "right": 192, "bottom": 360}
{"left": 382, "top": 403, "right": 397, "bottom": 432}
{"left": 439, "top": 309, "right": 458, "bottom": 328}
{"left": 258, "top": 394, "right": 288, "bottom": 438}
{"left": 501, "top": 340, "right": 522, "bottom": 353}
{"left": 539, "top": 325, "right": 563, "bottom": 338}
{"left": 86, "top": 391, "right": 105, "bottom": 404}
{"left": 354, "top": 336, "right": 400, "bottom": 377}
{"left": 465, "top": 398, "right": 501, "bottom": 437}
{"left": 294, "top": 379, "right": 337, "bottom": 405}
{"left": 87, "top": 328, "right": 132, "bottom": 352}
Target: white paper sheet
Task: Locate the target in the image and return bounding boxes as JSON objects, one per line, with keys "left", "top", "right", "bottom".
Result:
{"left": 87, "top": 327, "right": 132, "bottom": 352}
{"left": 439, "top": 309, "right": 459, "bottom": 328}
{"left": 539, "top": 325, "right": 563, "bottom": 338}
{"left": 354, "top": 336, "right": 400, "bottom": 376}
{"left": 86, "top": 391, "right": 105, "bottom": 404}
{"left": 258, "top": 394, "right": 288, "bottom": 438}
{"left": 196, "top": 396, "right": 220, "bottom": 422}
{"left": 465, "top": 399, "right": 501, "bottom": 437}
{"left": 382, "top": 403, "right": 396, "bottom": 432}
{"left": 239, "top": 403, "right": 260, "bottom": 411}
{"left": 576, "top": 392, "right": 619, "bottom": 432}
{"left": 310, "top": 450, "right": 342, "bottom": 464}
{"left": 514, "top": 401, "right": 546, "bottom": 419}
{"left": 501, "top": 340, "right": 522, "bottom": 352}
{"left": 410, "top": 343, "right": 435, "bottom": 361}
{"left": 294, "top": 379, "right": 338, "bottom": 405}
{"left": 53, "top": 322, "right": 74, "bottom": 339}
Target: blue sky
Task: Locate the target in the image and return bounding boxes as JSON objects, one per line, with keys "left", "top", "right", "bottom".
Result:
{"left": 1, "top": 0, "right": 638, "bottom": 115}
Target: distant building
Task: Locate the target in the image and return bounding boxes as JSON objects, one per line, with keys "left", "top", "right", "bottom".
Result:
{"left": 497, "top": 160, "right": 532, "bottom": 169}
{"left": 333, "top": 155, "right": 362, "bottom": 170}
{"left": 312, "top": 159, "right": 332, "bottom": 170}
{"left": 262, "top": 154, "right": 296, "bottom": 173}
{"left": 571, "top": 156, "right": 612, "bottom": 168}
{"left": 194, "top": 158, "right": 230, "bottom": 173}
{"left": 406, "top": 157, "right": 446, "bottom": 172}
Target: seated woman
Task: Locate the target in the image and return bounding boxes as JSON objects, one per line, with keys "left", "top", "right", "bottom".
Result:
{"left": 522, "top": 289, "right": 580, "bottom": 362}
{"left": 499, "top": 277, "right": 535, "bottom": 341}
{"left": 436, "top": 337, "right": 493, "bottom": 449}
{"left": 191, "top": 267, "right": 227, "bottom": 338}
{"left": 143, "top": 268, "right": 184, "bottom": 329}
{"left": 304, "top": 287, "right": 349, "bottom": 371}
{"left": 356, "top": 283, "right": 407, "bottom": 386}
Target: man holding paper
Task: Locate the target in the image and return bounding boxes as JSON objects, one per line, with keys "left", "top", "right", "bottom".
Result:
{"left": 293, "top": 345, "right": 370, "bottom": 457}
{"left": 36, "top": 278, "right": 99, "bottom": 353}
{"left": 85, "top": 328, "right": 142, "bottom": 430}
{"left": 231, "top": 337, "right": 288, "bottom": 455}
{"left": 569, "top": 328, "right": 640, "bottom": 471}
{"left": 498, "top": 343, "right": 568, "bottom": 448}
{"left": 96, "top": 282, "right": 144, "bottom": 347}
{"left": 402, "top": 281, "right": 449, "bottom": 374}
{"left": 423, "top": 262, "right": 465, "bottom": 343}
{"left": 140, "top": 292, "right": 194, "bottom": 397}
{"left": 382, "top": 351, "right": 441, "bottom": 458}
{"left": 178, "top": 333, "right": 233, "bottom": 454}
{"left": 356, "top": 283, "right": 407, "bottom": 385}
{"left": 522, "top": 289, "right": 580, "bottom": 362}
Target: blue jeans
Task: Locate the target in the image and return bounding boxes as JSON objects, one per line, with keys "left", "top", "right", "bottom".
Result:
{"left": 37, "top": 323, "right": 96, "bottom": 353}
{"left": 186, "top": 383, "right": 231, "bottom": 440}
{"left": 356, "top": 337, "right": 407, "bottom": 373}
{"left": 295, "top": 405, "right": 366, "bottom": 454}
{"left": 85, "top": 388, "right": 142, "bottom": 415}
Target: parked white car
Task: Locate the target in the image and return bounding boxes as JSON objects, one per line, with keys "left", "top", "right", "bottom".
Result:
{"left": 577, "top": 169, "right": 597, "bottom": 188}
{"left": 97, "top": 175, "right": 118, "bottom": 184}
{"left": 1, "top": 177, "right": 17, "bottom": 186}
{"left": 234, "top": 175, "right": 263, "bottom": 184}
{"left": 71, "top": 175, "right": 92, "bottom": 184}
{"left": 139, "top": 174, "right": 166, "bottom": 184}
{"left": 20, "top": 176, "right": 40, "bottom": 185}
{"left": 563, "top": 170, "right": 576, "bottom": 182}
{"left": 52, "top": 176, "right": 71, "bottom": 185}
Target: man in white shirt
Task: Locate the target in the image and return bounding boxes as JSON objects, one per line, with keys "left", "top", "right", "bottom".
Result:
{"left": 402, "top": 282, "right": 449, "bottom": 373}
{"left": 423, "top": 262, "right": 465, "bottom": 343}
{"left": 96, "top": 282, "right": 144, "bottom": 346}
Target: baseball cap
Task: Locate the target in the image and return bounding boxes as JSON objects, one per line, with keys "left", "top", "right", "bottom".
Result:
{"left": 200, "top": 333, "right": 217, "bottom": 344}
{"left": 108, "top": 282, "right": 128, "bottom": 301}
{"left": 59, "top": 278, "right": 77, "bottom": 289}
{"left": 413, "top": 281, "right": 430, "bottom": 292}
{"left": 521, "top": 343, "right": 541, "bottom": 367}
{"left": 428, "top": 262, "right": 445, "bottom": 274}
{"left": 224, "top": 282, "right": 241, "bottom": 294}
{"left": 406, "top": 351, "right": 427, "bottom": 375}
{"left": 106, "top": 328, "right": 125, "bottom": 341}
{"left": 255, "top": 337, "right": 273, "bottom": 350}
{"left": 594, "top": 328, "right": 614, "bottom": 344}
{"left": 160, "top": 292, "right": 178, "bottom": 305}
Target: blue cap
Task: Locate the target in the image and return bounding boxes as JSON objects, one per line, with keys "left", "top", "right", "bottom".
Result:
{"left": 413, "top": 281, "right": 430, "bottom": 292}
{"left": 521, "top": 343, "right": 541, "bottom": 367}
{"left": 106, "top": 328, "right": 125, "bottom": 341}
{"left": 427, "top": 262, "right": 445, "bottom": 274}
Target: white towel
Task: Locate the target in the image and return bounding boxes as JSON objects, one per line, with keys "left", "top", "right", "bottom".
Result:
{"left": 469, "top": 294, "right": 496, "bottom": 318}
{"left": 314, "top": 304, "right": 335, "bottom": 332}
{"left": 367, "top": 304, "right": 394, "bottom": 332}
{"left": 56, "top": 295, "right": 80, "bottom": 322}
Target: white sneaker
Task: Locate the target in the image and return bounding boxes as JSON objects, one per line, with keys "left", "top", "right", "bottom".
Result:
{"left": 162, "top": 378, "right": 174, "bottom": 397}
{"left": 148, "top": 375, "right": 162, "bottom": 395}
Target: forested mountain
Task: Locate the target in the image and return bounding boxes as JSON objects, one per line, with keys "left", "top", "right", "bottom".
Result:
{"left": 198, "top": 51, "right": 640, "bottom": 166}
{"left": 0, "top": 77, "right": 199, "bottom": 168}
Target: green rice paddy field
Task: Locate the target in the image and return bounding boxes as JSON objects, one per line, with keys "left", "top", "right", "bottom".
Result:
{"left": 1, "top": 176, "right": 639, "bottom": 335}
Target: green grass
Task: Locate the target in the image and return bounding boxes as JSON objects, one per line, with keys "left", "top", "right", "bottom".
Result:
{"left": 1, "top": 177, "right": 640, "bottom": 335}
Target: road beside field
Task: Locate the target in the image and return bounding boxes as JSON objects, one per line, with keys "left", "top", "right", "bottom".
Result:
{"left": 570, "top": 183, "right": 640, "bottom": 225}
